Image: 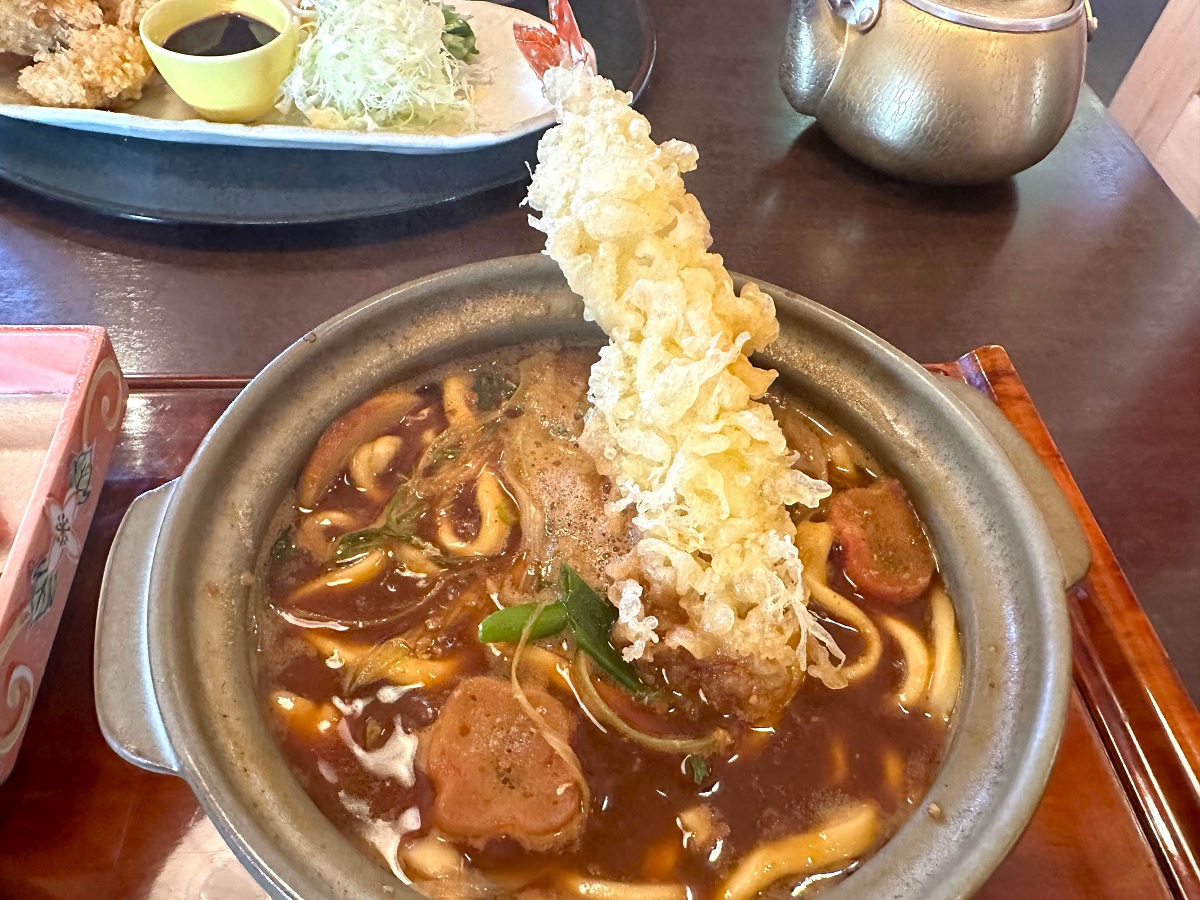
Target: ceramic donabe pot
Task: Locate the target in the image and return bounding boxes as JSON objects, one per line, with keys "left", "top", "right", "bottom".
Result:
{"left": 95, "top": 254, "right": 1083, "bottom": 900}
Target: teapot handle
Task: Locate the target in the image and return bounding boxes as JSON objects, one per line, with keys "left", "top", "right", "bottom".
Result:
{"left": 827, "top": 0, "right": 879, "bottom": 31}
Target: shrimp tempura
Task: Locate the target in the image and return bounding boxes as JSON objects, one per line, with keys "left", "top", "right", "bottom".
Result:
{"left": 526, "top": 65, "right": 845, "bottom": 722}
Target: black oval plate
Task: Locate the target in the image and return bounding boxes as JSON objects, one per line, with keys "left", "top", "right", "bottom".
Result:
{"left": 0, "top": 0, "right": 653, "bottom": 226}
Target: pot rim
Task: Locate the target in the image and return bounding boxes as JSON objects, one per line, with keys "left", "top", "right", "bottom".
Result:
{"left": 141, "top": 253, "right": 1072, "bottom": 900}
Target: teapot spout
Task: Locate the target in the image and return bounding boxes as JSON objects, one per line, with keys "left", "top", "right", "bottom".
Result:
{"left": 780, "top": 0, "right": 848, "bottom": 116}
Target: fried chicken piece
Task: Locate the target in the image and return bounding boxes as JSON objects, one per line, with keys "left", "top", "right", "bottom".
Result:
{"left": 17, "top": 24, "right": 152, "bottom": 108}
{"left": 0, "top": 0, "right": 103, "bottom": 57}
{"left": 96, "top": 0, "right": 152, "bottom": 27}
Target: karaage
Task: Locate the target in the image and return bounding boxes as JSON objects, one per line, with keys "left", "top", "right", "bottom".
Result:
{"left": 17, "top": 23, "right": 152, "bottom": 108}
{"left": 0, "top": 0, "right": 103, "bottom": 57}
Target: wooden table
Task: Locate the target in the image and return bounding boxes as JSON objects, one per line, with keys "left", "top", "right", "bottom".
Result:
{"left": 1, "top": 0, "right": 1198, "bottom": 896}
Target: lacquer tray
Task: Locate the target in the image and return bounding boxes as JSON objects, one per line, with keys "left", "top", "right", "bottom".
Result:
{"left": 0, "top": 346, "right": 1195, "bottom": 899}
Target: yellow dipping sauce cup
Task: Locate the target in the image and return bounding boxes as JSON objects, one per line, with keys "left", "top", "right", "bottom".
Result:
{"left": 140, "top": 0, "right": 298, "bottom": 124}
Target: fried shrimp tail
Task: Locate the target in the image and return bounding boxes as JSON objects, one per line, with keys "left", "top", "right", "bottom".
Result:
{"left": 512, "top": 0, "right": 589, "bottom": 78}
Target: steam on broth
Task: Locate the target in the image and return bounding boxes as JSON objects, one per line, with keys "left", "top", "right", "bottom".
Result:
{"left": 256, "top": 343, "right": 961, "bottom": 899}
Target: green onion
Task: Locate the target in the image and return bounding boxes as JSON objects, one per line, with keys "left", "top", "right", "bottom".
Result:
{"left": 479, "top": 601, "right": 569, "bottom": 644}
{"left": 477, "top": 564, "right": 653, "bottom": 697}
{"left": 559, "top": 564, "right": 651, "bottom": 696}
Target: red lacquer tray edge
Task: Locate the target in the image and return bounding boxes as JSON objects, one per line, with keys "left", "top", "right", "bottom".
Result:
{"left": 927, "top": 345, "right": 1200, "bottom": 899}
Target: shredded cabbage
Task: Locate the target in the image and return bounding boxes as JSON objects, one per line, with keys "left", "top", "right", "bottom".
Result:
{"left": 279, "top": 0, "right": 476, "bottom": 132}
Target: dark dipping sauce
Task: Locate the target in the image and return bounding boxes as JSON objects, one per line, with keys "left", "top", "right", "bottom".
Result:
{"left": 255, "top": 344, "right": 959, "bottom": 899}
{"left": 163, "top": 11, "right": 279, "bottom": 56}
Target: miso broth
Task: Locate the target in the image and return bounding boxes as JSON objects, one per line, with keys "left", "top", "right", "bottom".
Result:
{"left": 255, "top": 344, "right": 959, "bottom": 899}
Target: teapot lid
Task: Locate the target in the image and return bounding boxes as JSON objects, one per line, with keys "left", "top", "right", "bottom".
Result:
{"left": 902, "top": 0, "right": 1086, "bottom": 32}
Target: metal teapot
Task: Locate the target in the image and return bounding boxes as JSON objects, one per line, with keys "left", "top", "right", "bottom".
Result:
{"left": 781, "top": 0, "right": 1097, "bottom": 183}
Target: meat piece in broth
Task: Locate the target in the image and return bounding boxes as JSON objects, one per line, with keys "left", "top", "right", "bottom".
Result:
{"left": 826, "top": 479, "right": 935, "bottom": 604}
{"left": 769, "top": 398, "right": 829, "bottom": 482}
{"left": 506, "top": 352, "right": 632, "bottom": 587}
{"left": 420, "top": 676, "right": 586, "bottom": 852}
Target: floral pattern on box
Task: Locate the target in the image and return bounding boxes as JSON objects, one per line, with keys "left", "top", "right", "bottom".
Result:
{"left": 0, "top": 334, "right": 125, "bottom": 780}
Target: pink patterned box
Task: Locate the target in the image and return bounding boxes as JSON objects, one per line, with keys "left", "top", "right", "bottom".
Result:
{"left": 0, "top": 326, "right": 126, "bottom": 784}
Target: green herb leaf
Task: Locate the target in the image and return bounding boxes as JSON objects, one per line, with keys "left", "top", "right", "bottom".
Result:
{"left": 478, "top": 601, "right": 569, "bottom": 644}
{"left": 384, "top": 485, "right": 423, "bottom": 536}
{"left": 440, "top": 4, "right": 478, "bottom": 61}
{"left": 472, "top": 371, "right": 517, "bottom": 412}
{"left": 559, "top": 564, "right": 651, "bottom": 696}
{"left": 332, "top": 528, "right": 394, "bottom": 564}
{"left": 685, "top": 754, "right": 709, "bottom": 785}
{"left": 331, "top": 485, "right": 425, "bottom": 564}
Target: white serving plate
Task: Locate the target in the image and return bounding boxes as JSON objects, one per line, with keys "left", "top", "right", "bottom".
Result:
{"left": 0, "top": 1, "right": 560, "bottom": 154}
